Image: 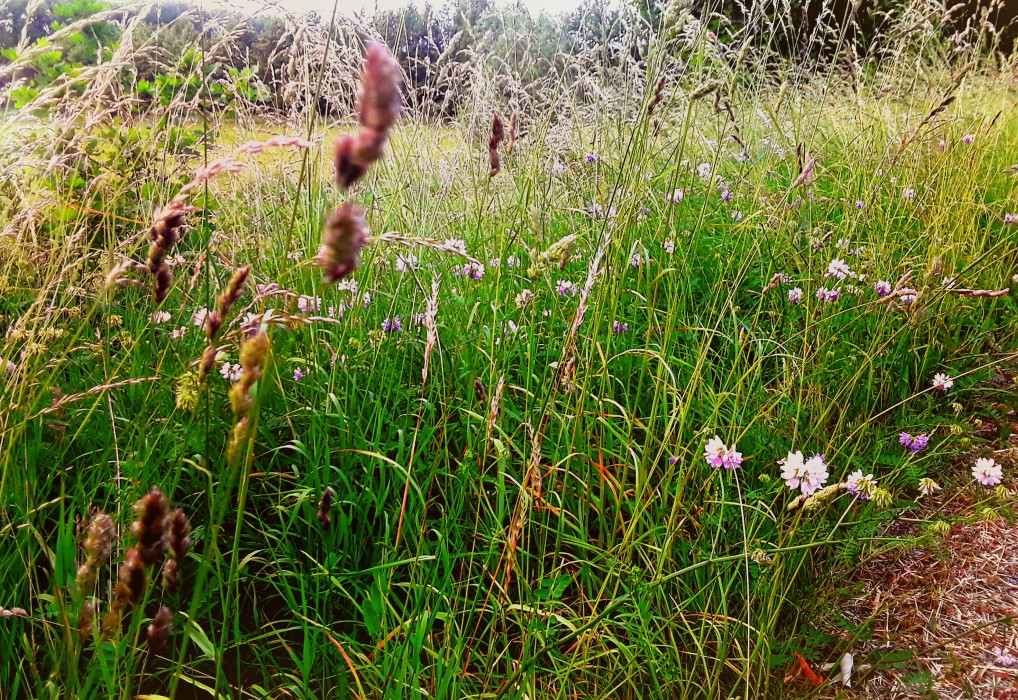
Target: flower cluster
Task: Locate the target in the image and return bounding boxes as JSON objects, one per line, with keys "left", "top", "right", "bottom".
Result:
{"left": 899, "top": 432, "right": 928, "bottom": 453}
{"left": 703, "top": 436, "right": 743, "bottom": 470}
{"left": 972, "top": 457, "right": 1003, "bottom": 486}
{"left": 846, "top": 470, "right": 877, "bottom": 499}
{"left": 780, "top": 451, "right": 829, "bottom": 495}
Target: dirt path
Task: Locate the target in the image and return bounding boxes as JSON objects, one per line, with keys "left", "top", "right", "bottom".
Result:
{"left": 839, "top": 505, "right": 1017, "bottom": 699}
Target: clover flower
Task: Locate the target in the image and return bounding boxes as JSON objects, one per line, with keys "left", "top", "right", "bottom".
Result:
{"left": 972, "top": 457, "right": 1003, "bottom": 486}
{"left": 918, "top": 478, "right": 941, "bottom": 496}
{"left": 150, "top": 311, "right": 172, "bottom": 324}
{"left": 629, "top": 252, "right": 645, "bottom": 267}
{"left": 293, "top": 367, "right": 305, "bottom": 382}
{"left": 220, "top": 362, "right": 242, "bottom": 382}
{"left": 720, "top": 189, "right": 732, "bottom": 203}
{"left": 962, "top": 133, "right": 975, "bottom": 145}
{"left": 994, "top": 648, "right": 1017, "bottom": 667}
{"left": 788, "top": 287, "right": 803, "bottom": 303}
{"left": 1005, "top": 213, "right": 1015, "bottom": 224}
{"left": 780, "top": 450, "right": 828, "bottom": 495}
{"left": 515, "top": 289, "right": 535, "bottom": 307}
{"left": 932, "top": 373, "right": 953, "bottom": 391}
{"left": 381, "top": 316, "right": 402, "bottom": 333}
{"left": 584, "top": 152, "right": 598, "bottom": 163}
{"left": 612, "top": 320, "right": 628, "bottom": 333}
{"left": 662, "top": 239, "right": 676, "bottom": 255}
{"left": 899, "top": 432, "right": 928, "bottom": 453}
{"left": 827, "top": 258, "right": 852, "bottom": 280}
{"left": 460, "top": 262, "right": 485, "bottom": 279}
{"left": 555, "top": 279, "right": 577, "bottom": 296}
{"left": 855, "top": 199, "right": 865, "bottom": 209}
{"left": 902, "top": 187, "right": 916, "bottom": 200}
{"left": 874, "top": 280, "right": 892, "bottom": 296}
{"left": 846, "top": 470, "right": 876, "bottom": 499}
{"left": 444, "top": 238, "right": 468, "bottom": 256}
{"left": 703, "top": 436, "right": 742, "bottom": 470}
{"left": 696, "top": 162, "right": 712, "bottom": 181}
{"left": 668, "top": 189, "right": 684, "bottom": 204}
{"left": 192, "top": 308, "right": 211, "bottom": 327}
{"left": 297, "top": 295, "right": 322, "bottom": 314}
{"left": 816, "top": 286, "right": 841, "bottom": 302}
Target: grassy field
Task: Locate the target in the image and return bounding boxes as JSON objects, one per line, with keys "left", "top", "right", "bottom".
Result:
{"left": 2, "top": 25, "right": 1018, "bottom": 699}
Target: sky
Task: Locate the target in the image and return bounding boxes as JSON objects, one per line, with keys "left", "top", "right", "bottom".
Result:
{"left": 222, "top": 0, "right": 590, "bottom": 19}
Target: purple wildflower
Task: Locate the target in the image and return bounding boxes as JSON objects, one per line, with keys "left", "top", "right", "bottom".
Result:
{"left": 293, "top": 367, "right": 305, "bottom": 382}
{"left": 875, "top": 280, "right": 892, "bottom": 296}
{"left": 612, "top": 320, "right": 628, "bottom": 333}
{"left": 381, "top": 316, "right": 402, "bottom": 333}
{"left": 584, "top": 152, "right": 598, "bottom": 163}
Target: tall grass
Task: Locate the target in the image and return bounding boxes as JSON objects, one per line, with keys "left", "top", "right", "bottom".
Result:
{"left": 1, "top": 1, "right": 1017, "bottom": 698}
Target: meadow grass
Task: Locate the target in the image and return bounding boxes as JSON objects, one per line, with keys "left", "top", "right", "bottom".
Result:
{"left": 1, "top": 27, "right": 1018, "bottom": 699}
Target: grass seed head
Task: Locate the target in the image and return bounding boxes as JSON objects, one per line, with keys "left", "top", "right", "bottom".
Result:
{"left": 318, "top": 202, "right": 368, "bottom": 283}
{"left": 146, "top": 605, "right": 174, "bottom": 655}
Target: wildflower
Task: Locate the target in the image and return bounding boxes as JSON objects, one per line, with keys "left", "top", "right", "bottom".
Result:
{"left": 874, "top": 280, "right": 891, "bottom": 296}
{"left": 872, "top": 487, "right": 894, "bottom": 508}
{"left": 918, "top": 478, "right": 941, "bottom": 496}
{"left": 1005, "top": 213, "right": 1015, "bottom": 224}
{"left": 662, "top": 239, "right": 676, "bottom": 255}
{"left": 731, "top": 210, "right": 743, "bottom": 221}
{"left": 150, "top": 311, "right": 172, "bottom": 324}
{"left": 734, "top": 151, "right": 750, "bottom": 164}
{"left": 827, "top": 258, "right": 852, "bottom": 280}
{"left": 703, "top": 436, "right": 742, "bottom": 470}
{"left": 555, "top": 279, "right": 577, "bottom": 296}
{"left": 855, "top": 199, "right": 864, "bottom": 209}
{"left": 932, "top": 373, "right": 954, "bottom": 391}
{"left": 293, "top": 367, "right": 305, "bottom": 382}
{"left": 220, "top": 362, "right": 242, "bottom": 382}
{"left": 846, "top": 470, "right": 876, "bottom": 499}
{"left": 435, "top": 239, "right": 466, "bottom": 259}
{"left": 962, "top": 133, "right": 975, "bottom": 145}
{"left": 902, "top": 187, "right": 916, "bottom": 200}
{"left": 972, "top": 457, "right": 1003, "bottom": 486}
{"left": 629, "top": 252, "right": 644, "bottom": 267}
{"left": 192, "top": 308, "right": 211, "bottom": 327}
{"left": 460, "top": 262, "right": 485, "bottom": 279}
{"left": 696, "top": 162, "right": 712, "bottom": 181}
{"left": 506, "top": 255, "right": 519, "bottom": 267}
{"left": 287, "top": 250, "right": 304, "bottom": 261}
{"left": 816, "top": 287, "right": 841, "bottom": 302}
{"left": 612, "top": 320, "right": 628, "bottom": 333}
{"left": 899, "top": 432, "right": 928, "bottom": 453}
{"left": 239, "top": 313, "right": 261, "bottom": 336}
{"left": 993, "top": 648, "right": 1017, "bottom": 668}
{"left": 394, "top": 253, "right": 418, "bottom": 272}
{"left": 836, "top": 238, "right": 850, "bottom": 251}
{"left": 381, "top": 316, "right": 402, "bottom": 333}
{"left": 788, "top": 287, "right": 803, "bottom": 303}
{"left": 584, "top": 152, "right": 598, "bottom": 163}
{"left": 720, "top": 189, "right": 732, "bottom": 203}
{"left": 297, "top": 295, "right": 322, "bottom": 314}
{"left": 488, "top": 257, "right": 501, "bottom": 268}
{"left": 668, "top": 189, "right": 684, "bottom": 204}
{"left": 668, "top": 456, "right": 679, "bottom": 465}
{"left": 515, "top": 289, "right": 535, "bottom": 307}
